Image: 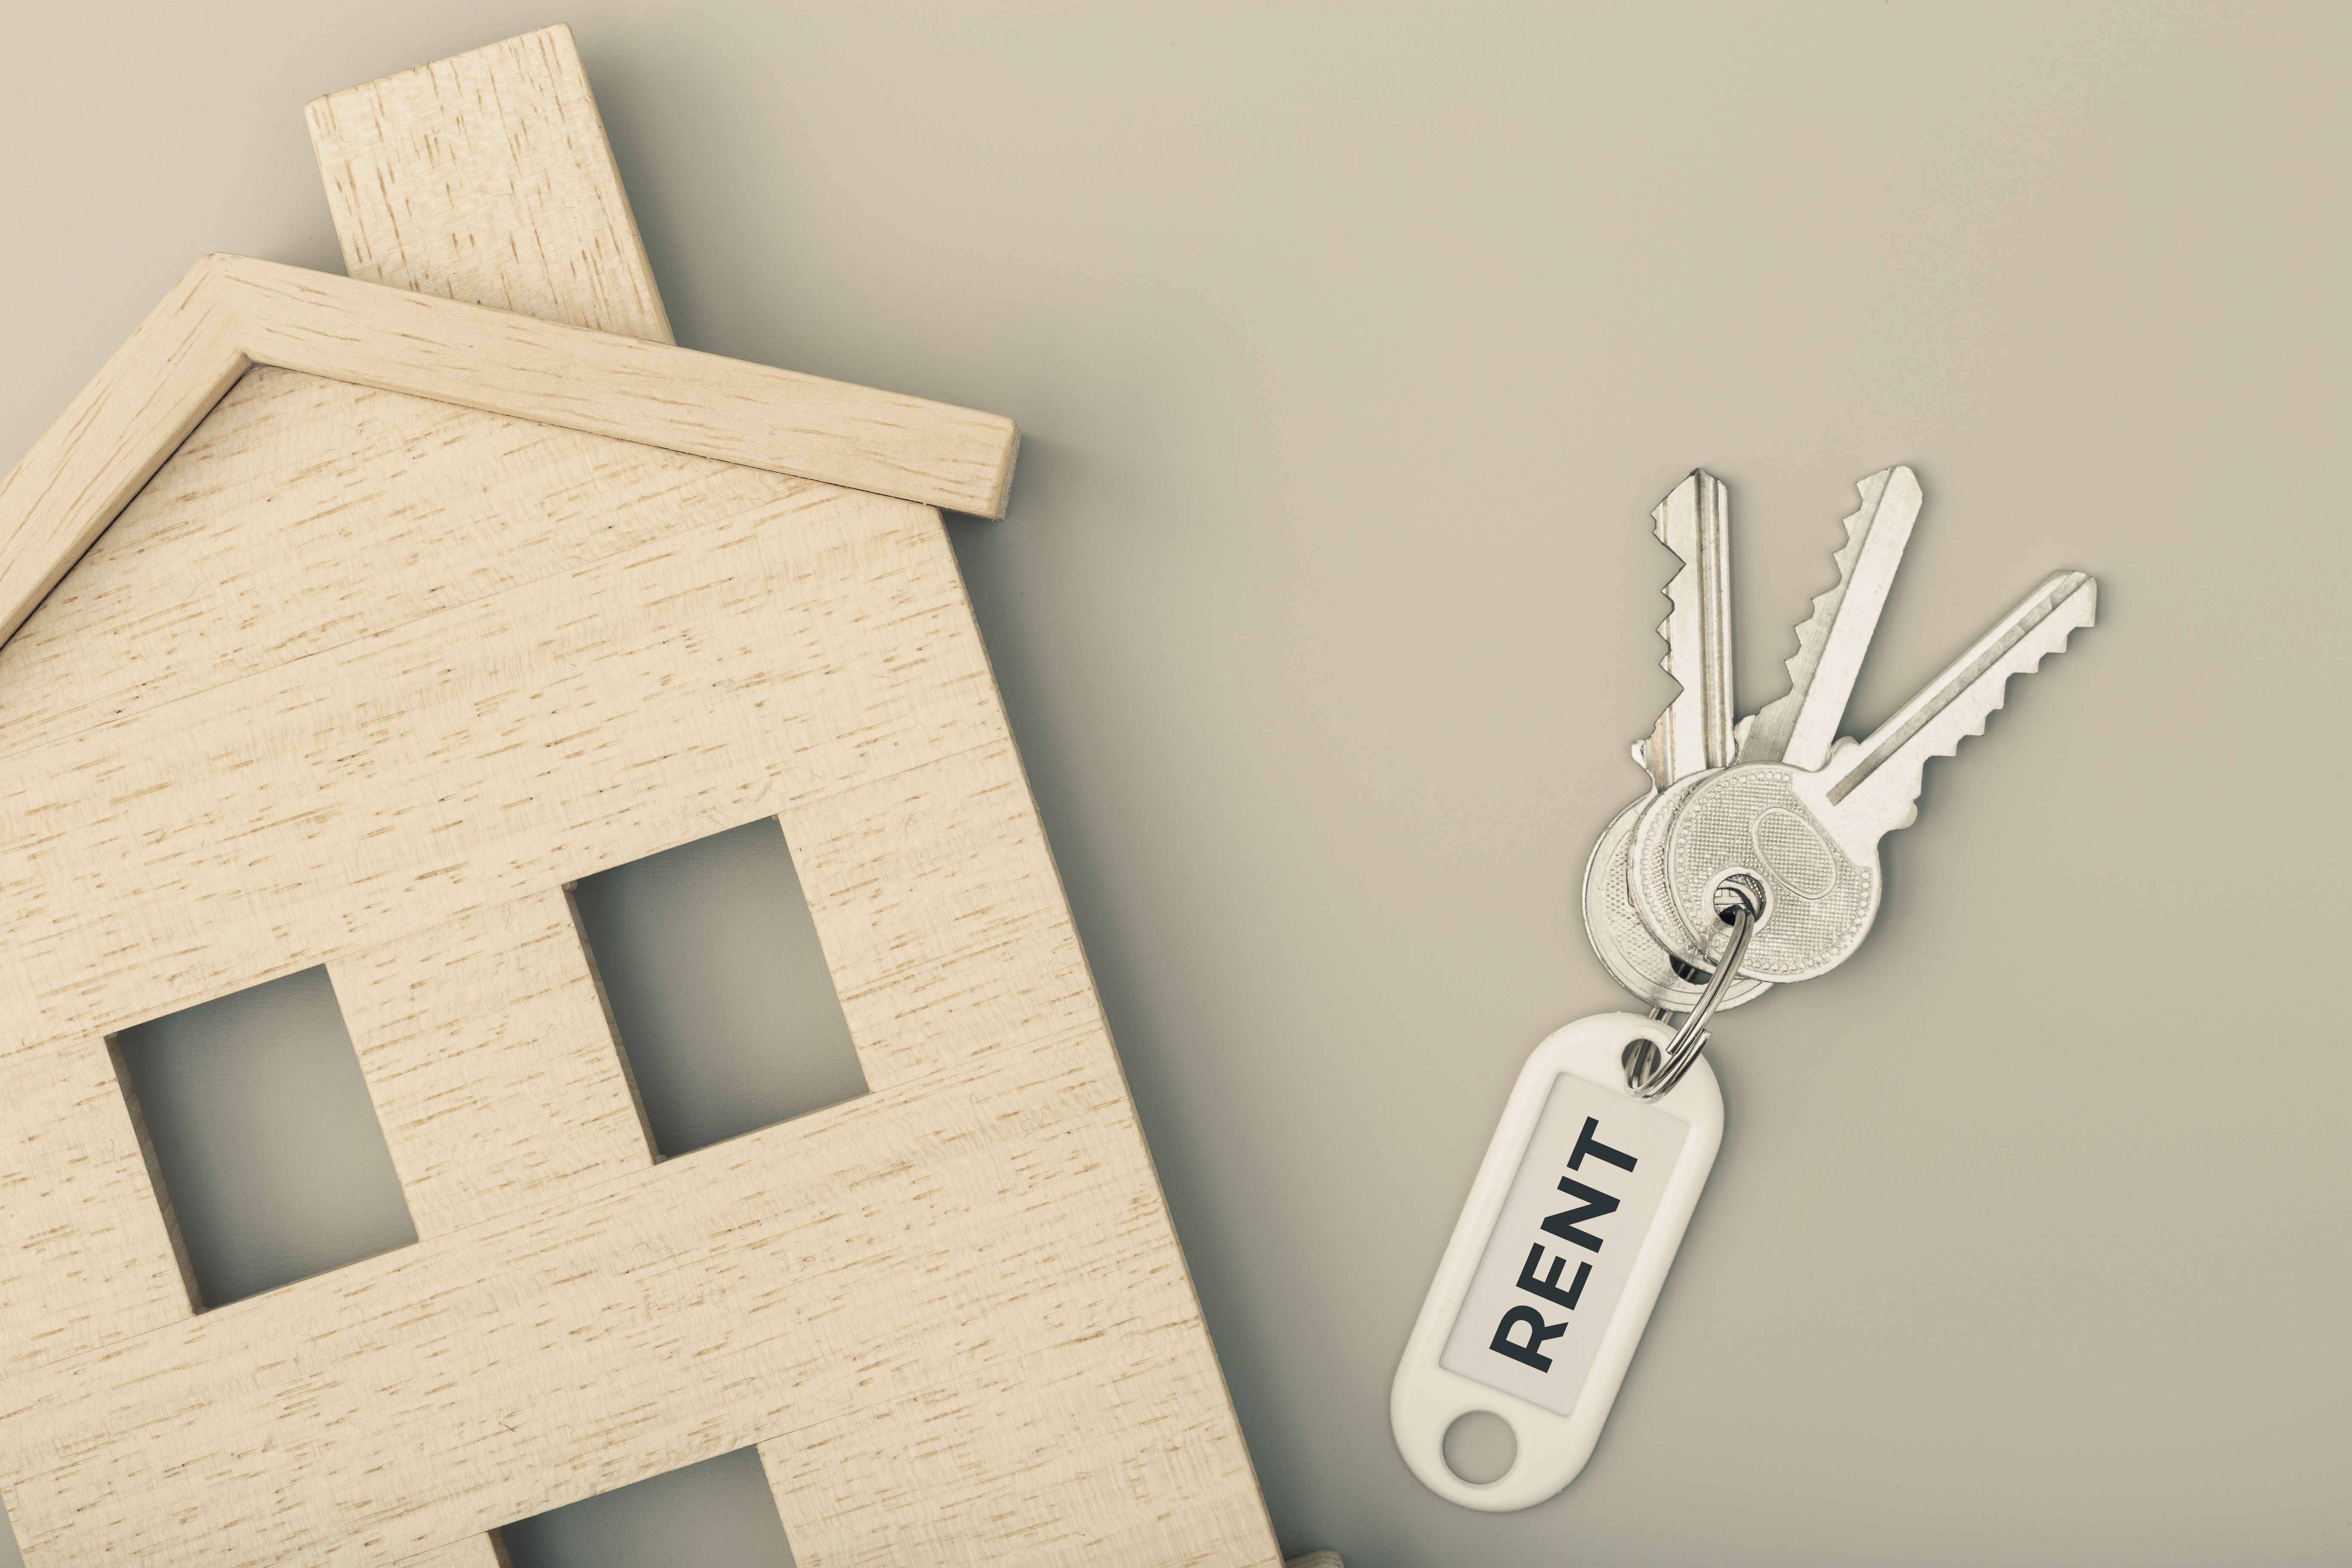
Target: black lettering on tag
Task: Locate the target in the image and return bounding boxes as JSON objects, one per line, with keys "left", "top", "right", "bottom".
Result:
{"left": 1492, "top": 1115, "right": 1636, "bottom": 1371}
{"left": 1568, "top": 1115, "right": 1638, "bottom": 1173}
{"left": 1442, "top": 1081, "right": 1690, "bottom": 1413}
{"left": 1540, "top": 1175, "right": 1622, "bottom": 1254}
{"left": 1489, "top": 1305, "right": 1569, "bottom": 1371}
{"left": 1514, "top": 1242, "right": 1590, "bottom": 1311}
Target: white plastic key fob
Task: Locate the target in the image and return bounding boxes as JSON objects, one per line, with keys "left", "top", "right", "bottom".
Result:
{"left": 1391, "top": 1012, "right": 1723, "bottom": 1510}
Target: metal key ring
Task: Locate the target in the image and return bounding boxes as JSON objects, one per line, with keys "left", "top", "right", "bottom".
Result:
{"left": 1623, "top": 901, "right": 1755, "bottom": 1101}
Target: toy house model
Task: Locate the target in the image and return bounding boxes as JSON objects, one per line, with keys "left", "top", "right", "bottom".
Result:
{"left": 0, "top": 29, "right": 1314, "bottom": 1568}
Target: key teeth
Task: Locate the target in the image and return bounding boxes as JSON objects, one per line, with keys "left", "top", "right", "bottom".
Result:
{"left": 1939, "top": 583, "right": 2095, "bottom": 757}
{"left": 1655, "top": 556, "right": 1697, "bottom": 656}
{"left": 1793, "top": 474, "right": 1884, "bottom": 671}
{"left": 1637, "top": 599, "right": 1683, "bottom": 783}
{"left": 1862, "top": 577, "right": 2096, "bottom": 817}
{"left": 1638, "top": 481, "right": 1707, "bottom": 782}
{"left": 1650, "top": 470, "right": 1707, "bottom": 561}
{"left": 1742, "top": 468, "right": 1896, "bottom": 761}
{"left": 1649, "top": 472, "right": 1708, "bottom": 637}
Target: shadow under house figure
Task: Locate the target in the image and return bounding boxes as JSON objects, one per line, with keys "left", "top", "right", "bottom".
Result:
{"left": 0, "top": 28, "right": 1338, "bottom": 1568}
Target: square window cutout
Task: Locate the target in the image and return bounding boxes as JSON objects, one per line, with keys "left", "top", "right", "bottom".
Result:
{"left": 497, "top": 1446, "right": 795, "bottom": 1568}
{"left": 570, "top": 817, "right": 866, "bottom": 1159}
{"left": 110, "top": 966, "right": 416, "bottom": 1311}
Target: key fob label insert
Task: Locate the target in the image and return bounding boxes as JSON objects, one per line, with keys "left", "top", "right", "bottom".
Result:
{"left": 1391, "top": 1012, "right": 1722, "bottom": 1511}
{"left": 1439, "top": 1073, "right": 1688, "bottom": 1414}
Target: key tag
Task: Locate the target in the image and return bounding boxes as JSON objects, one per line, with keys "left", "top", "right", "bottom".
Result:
{"left": 1390, "top": 910, "right": 1749, "bottom": 1510}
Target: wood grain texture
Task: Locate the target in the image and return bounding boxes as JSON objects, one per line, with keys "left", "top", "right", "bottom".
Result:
{"left": 0, "top": 28, "right": 1274, "bottom": 1567}
{"left": 0, "top": 466, "right": 1003, "bottom": 1058}
{"left": 409, "top": 1538, "right": 507, "bottom": 1568}
{"left": 0, "top": 389, "right": 1274, "bottom": 1566}
{"left": 0, "top": 257, "right": 1016, "bottom": 658}
{"left": 0, "top": 367, "right": 832, "bottom": 766}
{"left": 332, "top": 889, "right": 657, "bottom": 1238}
{"left": 0, "top": 261, "right": 247, "bottom": 667}
{"left": 0, "top": 1031, "right": 1258, "bottom": 1566}
{"left": 308, "top": 25, "right": 674, "bottom": 344}
{"left": 218, "top": 255, "right": 1020, "bottom": 518}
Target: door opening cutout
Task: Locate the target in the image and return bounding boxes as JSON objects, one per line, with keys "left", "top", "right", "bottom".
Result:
{"left": 569, "top": 818, "right": 867, "bottom": 1160}
{"left": 109, "top": 966, "right": 416, "bottom": 1311}
{"left": 496, "top": 1446, "right": 796, "bottom": 1567}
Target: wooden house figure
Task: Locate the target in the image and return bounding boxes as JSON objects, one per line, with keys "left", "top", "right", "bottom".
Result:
{"left": 0, "top": 29, "right": 1324, "bottom": 1568}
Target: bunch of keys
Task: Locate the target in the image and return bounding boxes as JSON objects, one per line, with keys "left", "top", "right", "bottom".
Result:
{"left": 1392, "top": 465, "right": 2096, "bottom": 1510}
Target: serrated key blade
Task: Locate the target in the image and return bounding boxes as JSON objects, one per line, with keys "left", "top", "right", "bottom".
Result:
{"left": 1739, "top": 465, "right": 1921, "bottom": 771}
{"left": 1635, "top": 471, "right": 1735, "bottom": 790}
{"left": 1809, "top": 570, "right": 2097, "bottom": 854}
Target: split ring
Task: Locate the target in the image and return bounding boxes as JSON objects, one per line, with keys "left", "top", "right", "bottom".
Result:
{"left": 1621, "top": 898, "right": 1756, "bottom": 1101}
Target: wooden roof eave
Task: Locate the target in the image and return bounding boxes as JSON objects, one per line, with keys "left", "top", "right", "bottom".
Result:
{"left": 0, "top": 253, "right": 1021, "bottom": 652}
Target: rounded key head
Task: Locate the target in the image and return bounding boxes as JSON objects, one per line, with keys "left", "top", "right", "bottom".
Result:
{"left": 1626, "top": 771, "right": 1715, "bottom": 962}
{"left": 1663, "top": 764, "right": 1880, "bottom": 982}
{"left": 1581, "top": 797, "right": 1771, "bottom": 1013}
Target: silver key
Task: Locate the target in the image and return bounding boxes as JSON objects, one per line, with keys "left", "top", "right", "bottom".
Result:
{"left": 1627, "top": 466, "right": 1917, "bottom": 964}
{"left": 1738, "top": 466, "right": 1920, "bottom": 771}
{"left": 1618, "top": 472, "right": 1738, "bottom": 967}
{"left": 1581, "top": 796, "right": 1770, "bottom": 1013}
{"left": 1585, "top": 472, "right": 1765, "bottom": 1004}
{"left": 1662, "top": 570, "right": 2098, "bottom": 981}
{"left": 1632, "top": 471, "right": 1735, "bottom": 790}
{"left": 1626, "top": 768, "right": 1714, "bottom": 961}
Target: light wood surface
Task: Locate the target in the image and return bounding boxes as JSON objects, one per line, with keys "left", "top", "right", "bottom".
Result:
{"left": 0, "top": 261, "right": 248, "bottom": 686}
{"left": 407, "top": 1539, "right": 507, "bottom": 1568}
{"left": 0, "top": 259, "right": 1018, "bottom": 663}
{"left": 0, "top": 28, "right": 1279, "bottom": 1568}
{"left": 335, "top": 885, "right": 658, "bottom": 1240}
{"left": 308, "top": 25, "right": 674, "bottom": 344}
{"left": 221, "top": 256, "right": 1019, "bottom": 519}
{"left": 0, "top": 378, "right": 1274, "bottom": 1565}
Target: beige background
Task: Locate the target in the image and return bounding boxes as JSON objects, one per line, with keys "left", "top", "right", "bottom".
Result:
{"left": 3, "top": 3, "right": 2348, "bottom": 1565}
